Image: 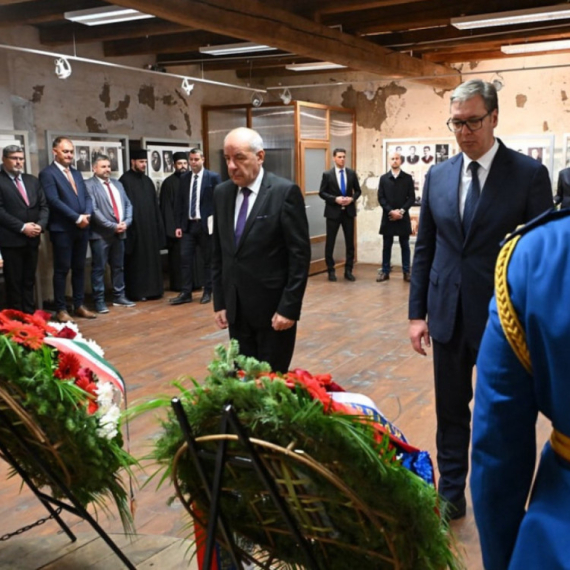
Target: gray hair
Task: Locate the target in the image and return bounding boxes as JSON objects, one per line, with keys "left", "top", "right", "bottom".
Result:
{"left": 450, "top": 79, "right": 498, "bottom": 113}
{"left": 224, "top": 127, "right": 264, "bottom": 153}
{"left": 3, "top": 145, "right": 24, "bottom": 158}
{"left": 93, "top": 154, "right": 110, "bottom": 165}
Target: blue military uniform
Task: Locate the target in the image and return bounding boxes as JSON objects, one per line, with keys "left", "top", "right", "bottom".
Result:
{"left": 471, "top": 207, "right": 570, "bottom": 569}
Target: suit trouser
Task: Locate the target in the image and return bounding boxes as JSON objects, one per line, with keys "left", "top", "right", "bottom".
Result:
{"left": 381, "top": 235, "right": 410, "bottom": 274}
{"left": 90, "top": 236, "right": 126, "bottom": 302}
{"left": 325, "top": 211, "right": 355, "bottom": 271}
{"left": 0, "top": 244, "right": 38, "bottom": 313}
{"left": 50, "top": 228, "right": 89, "bottom": 311}
{"left": 166, "top": 236, "right": 182, "bottom": 291}
{"left": 229, "top": 300, "right": 297, "bottom": 374}
{"left": 432, "top": 308, "right": 477, "bottom": 504}
{"left": 180, "top": 220, "right": 212, "bottom": 295}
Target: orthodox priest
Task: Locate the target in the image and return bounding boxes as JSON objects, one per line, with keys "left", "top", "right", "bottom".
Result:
{"left": 159, "top": 151, "right": 187, "bottom": 291}
{"left": 120, "top": 149, "right": 165, "bottom": 301}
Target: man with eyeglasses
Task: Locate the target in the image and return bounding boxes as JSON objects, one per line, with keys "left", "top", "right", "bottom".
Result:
{"left": 0, "top": 145, "right": 48, "bottom": 313}
{"left": 408, "top": 79, "right": 552, "bottom": 521}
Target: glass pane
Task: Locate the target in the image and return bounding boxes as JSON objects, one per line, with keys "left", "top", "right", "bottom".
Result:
{"left": 305, "top": 193, "right": 326, "bottom": 238}
{"left": 300, "top": 107, "right": 327, "bottom": 140}
{"left": 304, "top": 148, "right": 326, "bottom": 193}
{"left": 330, "top": 111, "right": 354, "bottom": 168}
{"left": 252, "top": 106, "right": 295, "bottom": 180}
{"left": 206, "top": 109, "right": 247, "bottom": 181}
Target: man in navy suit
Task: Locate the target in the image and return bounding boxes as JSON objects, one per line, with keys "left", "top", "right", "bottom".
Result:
{"left": 40, "top": 136, "right": 96, "bottom": 322}
{"left": 170, "top": 148, "right": 222, "bottom": 305}
{"left": 212, "top": 128, "right": 310, "bottom": 373}
{"left": 408, "top": 79, "right": 552, "bottom": 520}
{"left": 319, "top": 148, "right": 361, "bottom": 282}
{"left": 554, "top": 166, "right": 570, "bottom": 209}
{"left": 85, "top": 155, "right": 135, "bottom": 314}
{"left": 0, "top": 145, "right": 48, "bottom": 313}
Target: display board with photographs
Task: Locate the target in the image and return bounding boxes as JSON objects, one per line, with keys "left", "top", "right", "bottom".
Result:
{"left": 45, "top": 131, "right": 129, "bottom": 180}
{"left": 384, "top": 138, "right": 457, "bottom": 206}
{"left": 0, "top": 130, "right": 31, "bottom": 173}
{"left": 141, "top": 138, "right": 201, "bottom": 195}
{"left": 500, "top": 134, "right": 555, "bottom": 179}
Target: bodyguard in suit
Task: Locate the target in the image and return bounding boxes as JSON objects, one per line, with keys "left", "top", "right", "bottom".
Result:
{"left": 408, "top": 79, "right": 552, "bottom": 520}
{"left": 554, "top": 166, "right": 570, "bottom": 209}
{"left": 85, "top": 155, "right": 135, "bottom": 314}
{"left": 170, "top": 148, "right": 222, "bottom": 305}
{"left": 377, "top": 151, "right": 415, "bottom": 283}
{"left": 319, "top": 148, "right": 361, "bottom": 282}
{"left": 212, "top": 127, "right": 311, "bottom": 373}
{"left": 0, "top": 145, "right": 48, "bottom": 313}
{"left": 40, "top": 136, "right": 96, "bottom": 322}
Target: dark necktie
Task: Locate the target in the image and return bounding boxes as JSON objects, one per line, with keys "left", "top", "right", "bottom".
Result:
{"left": 190, "top": 174, "right": 198, "bottom": 219}
{"left": 234, "top": 187, "right": 252, "bottom": 245}
{"left": 339, "top": 169, "right": 346, "bottom": 196}
{"left": 14, "top": 176, "right": 29, "bottom": 206}
{"left": 462, "top": 161, "right": 480, "bottom": 236}
{"left": 104, "top": 181, "right": 121, "bottom": 222}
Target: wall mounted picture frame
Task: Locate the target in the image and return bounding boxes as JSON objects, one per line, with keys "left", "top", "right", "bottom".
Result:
{"left": 141, "top": 137, "right": 201, "bottom": 195}
{"left": 0, "top": 130, "right": 31, "bottom": 173}
{"left": 45, "top": 131, "right": 129, "bottom": 180}
{"left": 500, "top": 134, "right": 555, "bottom": 180}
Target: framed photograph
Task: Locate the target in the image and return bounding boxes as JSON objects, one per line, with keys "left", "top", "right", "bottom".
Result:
{"left": 500, "top": 134, "right": 555, "bottom": 179}
{"left": 0, "top": 130, "right": 31, "bottom": 173}
{"left": 384, "top": 138, "right": 457, "bottom": 206}
{"left": 45, "top": 131, "right": 129, "bottom": 180}
{"left": 141, "top": 137, "right": 201, "bottom": 194}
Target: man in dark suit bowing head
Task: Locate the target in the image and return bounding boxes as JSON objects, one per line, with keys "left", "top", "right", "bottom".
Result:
{"left": 408, "top": 79, "right": 552, "bottom": 520}
{"left": 319, "top": 148, "right": 361, "bottom": 282}
{"left": 212, "top": 127, "right": 311, "bottom": 373}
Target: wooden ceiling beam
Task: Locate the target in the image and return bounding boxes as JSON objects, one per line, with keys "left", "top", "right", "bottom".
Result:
{"left": 0, "top": 0, "right": 103, "bottom": 27}
{"left": 39, "top": 19, "right": 192, "bottom": 46}
{"left": 109, "top": 0, "right": 460, "bottom": 89}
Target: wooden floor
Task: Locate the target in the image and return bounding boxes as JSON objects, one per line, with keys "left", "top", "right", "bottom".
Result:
{"left": 0, "top": 264, "right": 550, "bottom": 569}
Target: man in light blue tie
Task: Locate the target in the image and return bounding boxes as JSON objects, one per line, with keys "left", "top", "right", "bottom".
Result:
{"left": 319, "top": 148, "right": 361, "bottom": 282}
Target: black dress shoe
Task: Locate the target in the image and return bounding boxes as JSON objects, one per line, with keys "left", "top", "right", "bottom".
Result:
{"left": 169, "top": 293, "right": 192, "bottom": 305}
{"left": 328, "top": 271, "right": 337, "bottom": 282}
{"left": 344, "top": 271, "right": 356, "bottom": 282}
{"left": 200, "top": 292, "right": 212, "bottom": 304}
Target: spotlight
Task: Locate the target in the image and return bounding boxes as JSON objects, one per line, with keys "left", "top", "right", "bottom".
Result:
{"left": 54, "top": 57, "right": 72, "bottom": 79}
{"left": 363, "top": 82, "right": 376, "bottom": 101}
{"left": 491, "top": 73, "right": 505, "bottom": 91}
{"left": 181, "top": 78, "right": 194, "bottom": 95}
{"left": 251, "top": 91, "right": 264, "bottom": 107}
{"left": 279, "top": 88, "right": 292, "bottom": 105}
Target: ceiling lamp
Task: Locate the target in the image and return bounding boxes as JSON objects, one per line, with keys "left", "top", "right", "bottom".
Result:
{"left": 54, "top": 57, "right": 72, "bottom": 79}
{"left": 279, "top": 88, "right": 292, "bottom": 104}
{"left": 251, "top": 92, "right": 264, "bottom": 107}
{"left": 64, "top": 6, "right": 155, "bottom": 26}
{"left": 181, "top": 78, "right": 194, "bottom": 95}
{"left": 501, "top": 39, "right": 570, "bottom": 54}
{"left": 285, "top": 61, "right": 347, "bottom": 72}
{"left": 451, "top": 5, "right": 570, "bottom": 30}
{"left": 199, "top": 42, "right": 278, "bottom": 56}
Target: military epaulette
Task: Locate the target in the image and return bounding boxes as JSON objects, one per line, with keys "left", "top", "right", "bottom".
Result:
{"left": 500, "top": 207, "right": 570, "bottom": 246}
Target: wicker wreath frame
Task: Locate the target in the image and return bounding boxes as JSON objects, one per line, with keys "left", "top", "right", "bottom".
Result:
{"left": 172, "top": 433, "right": 404, "bottom": 570}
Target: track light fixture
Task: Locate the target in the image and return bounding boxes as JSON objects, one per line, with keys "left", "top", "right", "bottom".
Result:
{"left": 181, "top": 78, "right": 194, "bottom": 95}
{"left": 251, "top": 91, "right": 264, "bottom": 107}
{"left": 54, "top": 57, "right": 72, "bottom": 79}
{"left": 279, "top": 88, "right": 292, "bottom": 105}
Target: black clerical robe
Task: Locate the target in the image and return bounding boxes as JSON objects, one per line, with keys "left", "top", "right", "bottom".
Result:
{"left": 159, "top": 171, "right": 183, "bottom": 290}
{"left": 120, "top": 169, "right": 165, "bottom": 300}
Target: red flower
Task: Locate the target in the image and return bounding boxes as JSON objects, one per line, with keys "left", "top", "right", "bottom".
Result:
{"left": 33, "top": 309, "right": 52, "bottom": 323}
{"left": 75, "top": 367, "right": 94, "bottom": 389}
{"left": 54, "top": 352, "right": 81, "bottom": 379}
{"left": 1, "top": 321, "right": 46, "bottom": 350}
{"left": 55, "top": 326, "right": 77, "bottom": 339}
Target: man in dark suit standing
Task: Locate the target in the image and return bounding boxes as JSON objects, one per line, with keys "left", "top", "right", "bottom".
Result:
{"left": 408, "top": 79, "right": 552, "bottom": 520}
{"left": 319, "top": 148, "right": 361, "bottom": 282}
{"left": 377, "top": 151, "right": 415, "bottom": 283}
{"left": 0, "top": 145, "right": 48, "bottom": 313}
{"left": 85, "top": 155, "right": 135, "bottom": 314}
{"left": 212, "top": 127, "right": 310, "bottom": 373}
{"left": 554, "top": 167, "right": 570, "bottom": 209}
{"left": 40, "top": 136, "right": 96, "bottom": 322}
{"left": 170, "top": 148, "right": 221, "bottom": 305}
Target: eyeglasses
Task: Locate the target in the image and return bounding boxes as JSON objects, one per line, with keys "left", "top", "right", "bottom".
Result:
{"left": 6, "top": 155, "right": 24, "bottom": 162}
{"left": 446, "top": 112, "right": 491, "bottom": 133}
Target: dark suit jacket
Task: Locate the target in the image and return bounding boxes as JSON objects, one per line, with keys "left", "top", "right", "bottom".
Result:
{"left": 555, "top": 167, "right": 570, "bottom": 209}
{"left": 85, "top": 176, "right": 132, "bottom": 241}
{"left": 318, "top": 167, "right": 361, "bottom": 219}
{"left": 39, "top": 162, "right": 92, "bottom": 232}
{"left": 378, "top": 170, "right": 415, "bottom": 237}
{"left": 409, "top": 139, "right": 553, "bottom": 348}
{"left": 212, "top": 171, "right": 311, "bottom": 328}
{"left": 177, "top": 168, "right": 222, "bottom": 233}
{"left": 0, "top": 170, "right": 48, "bottom": 247}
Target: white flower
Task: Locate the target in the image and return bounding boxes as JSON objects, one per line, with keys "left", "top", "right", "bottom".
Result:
{"left": 95, "top": 382, "right": 116, "bottom": 411}
{"left": 96, "top": 403, "right": 121, "bottom": 440}
{"left": 83, "top": 337, "right": 105, "bottom": 357}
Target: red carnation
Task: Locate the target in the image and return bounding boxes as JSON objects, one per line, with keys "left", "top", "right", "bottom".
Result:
{"left": 55, "top": 326, "right": 77, "bottom": 340}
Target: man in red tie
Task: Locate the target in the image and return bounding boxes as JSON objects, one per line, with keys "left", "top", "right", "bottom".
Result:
{"left": 85, "top": 155, "right": 135, "bottom": 314}
{"left": 40, "top": 137, "right": 96, "bottom": 322}
{"left": 0, "top": 145, "right": 48, "bottom": 313}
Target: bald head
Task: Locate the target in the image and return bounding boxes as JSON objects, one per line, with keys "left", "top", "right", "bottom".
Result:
{"left": 223, "top": 128, "right": 265, "bottom": 187}
{"left": 388, "top": 151, "right": 402, "bottom": 172}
